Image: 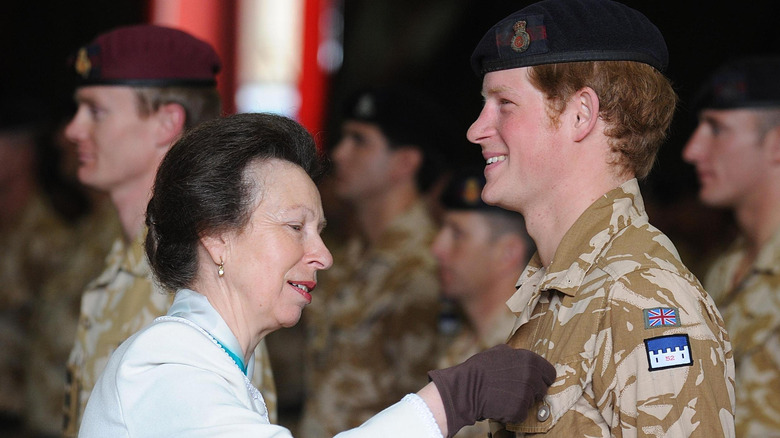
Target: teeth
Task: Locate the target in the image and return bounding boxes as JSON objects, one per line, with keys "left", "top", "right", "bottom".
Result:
{"left": 486, "top": 155, "right": 507, "bottom": 165}
{"left": 291, "top": 282, "right": 309, "bottom": 293}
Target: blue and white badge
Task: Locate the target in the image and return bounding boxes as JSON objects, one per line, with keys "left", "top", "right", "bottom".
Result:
{"left": 644, "top": 334, "right": 693, "bottom": 371}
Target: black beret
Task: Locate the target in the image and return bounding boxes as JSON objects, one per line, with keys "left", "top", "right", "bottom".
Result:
{"left": 692, "top": 55, "right": 780, "bottom": 111}
{"left": 441, "top": 168, "right": 508, "bottom": 213}
{"left": 470, "top": 0, "right": 668, "bottom": 76}
{"left": 71, "top": 24, "right": 221, "bottom": 87}
{"left": 341, "top": 86, "right": 453, "bottom": 161}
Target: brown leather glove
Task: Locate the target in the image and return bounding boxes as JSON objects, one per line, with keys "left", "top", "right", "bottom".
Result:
{"left": 428, "top": 344, "right": 556, "bottom": 438}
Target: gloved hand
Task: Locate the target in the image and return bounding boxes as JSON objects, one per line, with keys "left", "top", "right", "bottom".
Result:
{"left": 427, "top": 344, "right": 556, "bottom": 438}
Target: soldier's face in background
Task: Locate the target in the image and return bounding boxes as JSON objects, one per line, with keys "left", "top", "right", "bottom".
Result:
{"left": 65, "top": 86, "right": 162, "bottom": 195}
{"left": 432, "top": 210, "right": 501, "bottom": 301}
{"left": 330, "top": 120, "right": 397, "bottom": 202}
{"left": 683, "top": 108, "right": 773, "bottom": 209}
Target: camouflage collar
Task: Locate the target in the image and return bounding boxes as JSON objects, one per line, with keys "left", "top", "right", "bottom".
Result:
{"left": 529, "top": 178, "right": 646, "bottom": 296}
{"left": 91, "top": 228, "right": 150, "bottom": 288}
{"left": 119, "top": 228, "right": 151, "bottom": 277}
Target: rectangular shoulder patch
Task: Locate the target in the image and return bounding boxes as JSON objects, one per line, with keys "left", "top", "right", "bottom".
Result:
{"left": 643, "top": 307, "right": 680, "bottom": 329}
{"left": 644, "top": 334, "right": 693, "bottom": 371}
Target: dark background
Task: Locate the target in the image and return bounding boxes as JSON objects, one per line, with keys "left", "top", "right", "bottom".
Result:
{"left": 1, "top": 0, "right": 778, "bottom": 270}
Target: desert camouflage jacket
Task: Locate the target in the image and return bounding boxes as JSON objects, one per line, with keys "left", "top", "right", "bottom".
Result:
{"left": 704, "top": 227, "right": 780, "bottom": 437}
{"left": 493, "top": 179, "right": 735, "bottom": 437}
{"left": 1, "top": 193, "right": 74, "bottom": 418}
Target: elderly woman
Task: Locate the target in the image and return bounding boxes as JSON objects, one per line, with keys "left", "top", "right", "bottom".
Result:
{"left": 78, "top": 113, "right": 555, "bottom": 437}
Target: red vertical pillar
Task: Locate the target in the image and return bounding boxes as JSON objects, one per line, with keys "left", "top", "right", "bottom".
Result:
{"left": 298, "top": 0, "right": 329, "bottom": 143}
{"left": 147, "top": 0, "right": 238, "bottom": 115}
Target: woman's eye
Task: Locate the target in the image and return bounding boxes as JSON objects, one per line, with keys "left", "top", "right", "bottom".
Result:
{"left": 289, "top": 224, "right": 303, "bottom": 231}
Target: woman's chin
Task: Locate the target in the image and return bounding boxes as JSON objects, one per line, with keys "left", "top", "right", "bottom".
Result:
{"left": 279, "top": 312, "right": 303, "bottom": 329}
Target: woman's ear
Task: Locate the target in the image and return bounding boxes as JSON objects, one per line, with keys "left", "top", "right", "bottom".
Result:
{"left": 200, "top": 232, "right": 227, "bottom": 266}
{"left": 571, "top": 87, "right": 600, "bottom": 142}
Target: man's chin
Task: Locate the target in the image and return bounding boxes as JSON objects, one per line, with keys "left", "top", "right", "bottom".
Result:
{"left": 698, "top": 187, "right": 728, "bottom": 208}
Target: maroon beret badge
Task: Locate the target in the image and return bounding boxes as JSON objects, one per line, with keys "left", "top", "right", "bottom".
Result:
{"left": 511, "top": 21, "right": 531, "bottom": 53}
{"left": 75, "top": 48, "right": 92, "bottom": 78}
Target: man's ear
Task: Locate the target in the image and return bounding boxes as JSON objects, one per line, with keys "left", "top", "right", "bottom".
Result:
{"left": 493, "top": 234, "right": 528, "bottom": 273}
{"left": 155, "top": 102, "right": 187, "bottom": 147}
{"left": 571, "top": 87, "right": 600, "bottom": 142}
{"left": 390, "top": 146, "right": 423, "bottom": 180}
{"left": 763, "top": 125, "right": 780, "bottom": 164}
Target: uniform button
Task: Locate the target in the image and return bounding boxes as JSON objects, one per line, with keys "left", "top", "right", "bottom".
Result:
{"left": 536, "top": 404, "right": 550, "bottom": 422}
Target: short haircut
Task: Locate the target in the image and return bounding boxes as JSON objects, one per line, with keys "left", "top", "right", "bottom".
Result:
{"left": 529, "top": 60, "right": 677, "bottom": 179}
{"left": 133, "top": 86, "right": 222, "bottom": 130}
{"left": 481, "top": 210, "right": 535, "bottom": 262}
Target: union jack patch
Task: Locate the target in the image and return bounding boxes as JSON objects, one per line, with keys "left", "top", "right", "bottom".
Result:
{"left": 643, "top": 307, "right": 680, "bottom": 329}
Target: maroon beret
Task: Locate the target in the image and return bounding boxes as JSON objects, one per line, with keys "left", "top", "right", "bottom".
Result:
{"left": 72, "top": 24, "right": 221, "bottom": 87}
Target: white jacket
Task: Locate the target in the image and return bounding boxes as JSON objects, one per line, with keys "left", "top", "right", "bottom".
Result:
{"left": 79, "top": 289, "right": 442, "bottom": 437}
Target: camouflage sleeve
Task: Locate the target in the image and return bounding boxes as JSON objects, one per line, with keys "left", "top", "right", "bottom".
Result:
{"left": 734, "top": 328, "right": 780, "bottom": 435}
{"left": 594, "top": 268, "right": 735, "bottom": 437}
{"left": 344, "top": 269, "right": 442, "bottom": 424}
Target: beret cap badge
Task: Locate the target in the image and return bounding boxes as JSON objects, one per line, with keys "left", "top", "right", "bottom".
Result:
{"left": 511, "top": 21, "right": 531, "bottom": 53}
{"left": 355, "top": 94, "right": 376, "bottom": 119}
{"left": 462, "top": 178, "right": 482, "bottom": 205}
{"left": 75, "top": 48, "right": 92, "bottom": 79}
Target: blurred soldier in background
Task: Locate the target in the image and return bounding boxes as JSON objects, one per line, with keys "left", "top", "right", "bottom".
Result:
{"left": 300, "top": 86, "right": 450, "bottom": 437}
{"left": 683, "top": 55, "right": 780, "bottom": 436}
{"left": 432, "top": 167, "right": 534, "bottom": 438}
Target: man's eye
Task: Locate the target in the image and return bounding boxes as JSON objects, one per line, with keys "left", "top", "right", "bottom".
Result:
{"left": 90, "top": 106, "right": 105, "bottom": 119}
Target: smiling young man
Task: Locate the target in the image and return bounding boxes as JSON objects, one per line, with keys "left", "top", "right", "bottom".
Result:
{"left": 468, "top": 0, "right": 735, "bottom": 435}
{"left": 682, "top": 55, "right": 780, "bottom": 436}
{"left": 62, "top": 25, "right": 276, "bottom": 436}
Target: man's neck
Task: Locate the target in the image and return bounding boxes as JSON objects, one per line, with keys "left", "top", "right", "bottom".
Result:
{"left": 462, "top": 278, "right": 517, "bottom": 340}
{"left": 109, "top": 179, "right": 155, "bottom": 243}
{"left": 733, "top": 185, "right": 780, "bottom": 261}
{"left": 353, "top": 183, "right": 420, "bottom": 246}
{"left": 525, "top": 173, "right": 630, "bottom": 268}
